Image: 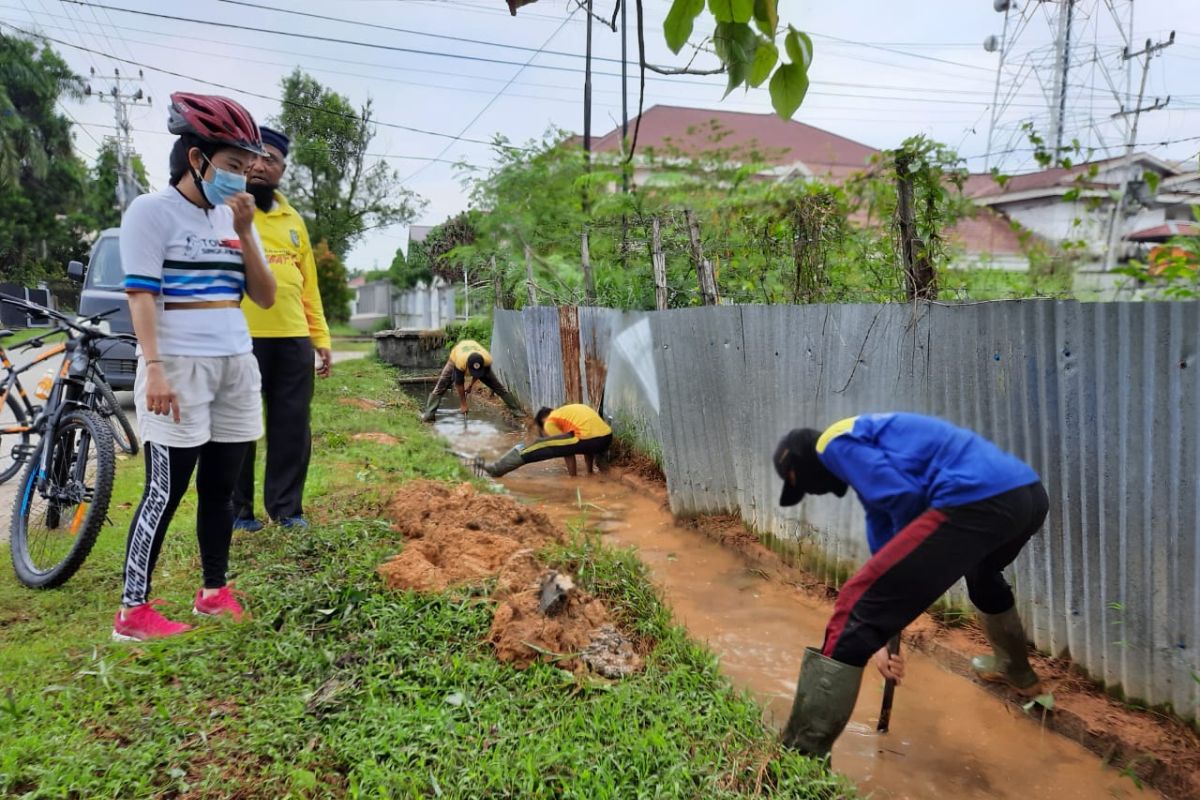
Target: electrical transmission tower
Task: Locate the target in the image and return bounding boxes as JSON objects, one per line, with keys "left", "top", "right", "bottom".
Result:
{"left": 982, "top": 0, "right": 1141, "bottom": 172}
{"left": 85, "top": 67, "right": 152, "bottom": 216}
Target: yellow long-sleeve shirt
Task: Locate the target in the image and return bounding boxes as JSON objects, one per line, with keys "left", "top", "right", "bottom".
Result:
{"left": 241, "top": 192, "right": 332, "bottom": 350}
{"left": 543, "top": 404, "right": 612, "bottom": 440}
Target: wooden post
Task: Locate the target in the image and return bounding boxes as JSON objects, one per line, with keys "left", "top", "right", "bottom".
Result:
{"left": 684, "top": 209, "right": 719, "bottom": 305}
{"left": 490, "top": 255, "right": 505, "bottom": 309}
{"left": 581, "top": 226, "right": 596, "bottom": 305}
{"left": 650, "top": 216, "right": 668, "bottom": 311}
{"left": 524, "top": 243, "right": 537, "bottom": 307}
{"left": 895, "top": 151, "right": 936, "bottom": 301}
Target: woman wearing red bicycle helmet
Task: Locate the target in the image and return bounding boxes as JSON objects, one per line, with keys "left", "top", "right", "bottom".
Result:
{"left": 115, "top": 92, "right": 277, "bottom": 641}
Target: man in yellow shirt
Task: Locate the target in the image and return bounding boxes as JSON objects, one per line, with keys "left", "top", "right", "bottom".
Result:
{"left": 475, "top": 403, "right": 612, "bottom": 478}
{"left": 421, "top": 339, "right": 524, "bottom": 421}
{"left": 233, "top": 127, "right": 331, "bottom": 531}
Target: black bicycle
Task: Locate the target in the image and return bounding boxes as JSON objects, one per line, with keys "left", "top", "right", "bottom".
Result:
{"left": 0, "top": 295, "right": 128, "bottom": 588}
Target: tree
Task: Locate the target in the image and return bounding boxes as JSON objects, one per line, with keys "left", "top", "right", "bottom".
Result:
{"left": 312, "top": 239, "right": 353, "bottom": 323}
{"left": 386, "top": 243, "right": 431, "bottom": 289}
{"left": 0, "top": 33, "right": 90, "bottom": 284}
{"left": 83, "top": 137, "right": 149, "bottom": 232}
{"left": 275, "top": 70, "right": 425, "bottom": 260}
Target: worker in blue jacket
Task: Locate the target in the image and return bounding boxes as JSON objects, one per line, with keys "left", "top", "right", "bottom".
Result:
{"left": 772, "top": 412, "right": 1049, "bottom": 758}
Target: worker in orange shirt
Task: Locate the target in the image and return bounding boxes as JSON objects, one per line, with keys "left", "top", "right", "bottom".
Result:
{"left": 475, "top": 403, "right": 612, "bottom": 478}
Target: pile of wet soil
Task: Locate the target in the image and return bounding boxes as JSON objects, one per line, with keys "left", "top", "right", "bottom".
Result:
{"left": 378, "top": 481, "right": 642, "bottom": 676}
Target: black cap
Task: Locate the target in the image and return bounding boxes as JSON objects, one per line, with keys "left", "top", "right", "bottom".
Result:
{"left": 774, "top": 428, "right": 821, "bottom": 507}
{"left": 466, "top": 352, "right": 487, "bottom": 378}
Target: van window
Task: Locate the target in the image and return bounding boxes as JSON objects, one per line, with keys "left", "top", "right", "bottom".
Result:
{"left": 86, "top": 238, "right": 124, "bottom": 290}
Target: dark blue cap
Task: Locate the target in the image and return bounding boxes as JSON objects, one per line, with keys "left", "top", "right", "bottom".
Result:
{"left": 259, "top": 126, "right": 289, "bottom": 157}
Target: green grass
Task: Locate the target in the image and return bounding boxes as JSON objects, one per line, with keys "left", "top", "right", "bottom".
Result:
{"left": 0, "top": 357, "right": 851, "bottom": 799}
{"left": 0, "top": 326, "right": 62, "bottom": 350}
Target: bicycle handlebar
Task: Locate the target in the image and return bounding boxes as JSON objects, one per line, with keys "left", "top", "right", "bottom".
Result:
{"left": 0, "top": 294, "right": 124, "bottom": 349}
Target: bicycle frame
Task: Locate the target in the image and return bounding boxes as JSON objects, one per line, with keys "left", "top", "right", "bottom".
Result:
{"left": 0, "top": 341, "right": 68, "bottom": 437}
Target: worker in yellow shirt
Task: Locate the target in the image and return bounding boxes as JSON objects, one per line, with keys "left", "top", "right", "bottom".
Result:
{"left": 421, "top": 339, "right": 524, "bottom": 421}
{"left": 233, "top": 126, "right": 331, "bottom": 531}
{"left": 475, "top": 403, "right": 612, "bottom": 478}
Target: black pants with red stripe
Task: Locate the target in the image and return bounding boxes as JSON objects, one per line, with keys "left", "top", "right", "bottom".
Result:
{"left": 822, "top": 481, "right": 1049, "bottom": 667}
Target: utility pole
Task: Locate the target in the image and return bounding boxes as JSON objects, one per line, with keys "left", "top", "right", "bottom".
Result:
{"left": 1103, "top": 32, "right": 1174, "bottom": 273}
{"left": 85, "top": 68, "right": 151, "bottom": 216}
{"left": 1047, "top": 0, "right": 1076, "bottom": 162}
{"left": 579, "top": 0, "right": 596, "bottom": 304}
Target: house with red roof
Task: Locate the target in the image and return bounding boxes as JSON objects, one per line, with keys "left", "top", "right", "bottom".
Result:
{"left": 587, "top": 105, "right": 1200, "bottom": 291}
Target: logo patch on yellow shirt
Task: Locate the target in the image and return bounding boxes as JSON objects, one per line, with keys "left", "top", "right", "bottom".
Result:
{"left": 290, "top": 229, "right": 300, "bottom": 246}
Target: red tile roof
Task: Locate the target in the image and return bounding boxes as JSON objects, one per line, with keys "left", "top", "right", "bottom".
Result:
{"left": 946, "top": 207, "right": 1030, "bottom": 256}
{"left": 1125, "top": 221, "right": 1200, "bottom": 241}
{"left": 590, "top": 104, "right": 879, "bottom": 180}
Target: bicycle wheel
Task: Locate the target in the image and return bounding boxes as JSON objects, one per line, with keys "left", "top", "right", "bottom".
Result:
{"left": 0, "top": 393, "right": 31, "bottom": 484}
{"left": 96, "top": 380, "right": 138, "bottom": 456}
{"left": 10, "top": 409, "right": 115, "bottom": 588}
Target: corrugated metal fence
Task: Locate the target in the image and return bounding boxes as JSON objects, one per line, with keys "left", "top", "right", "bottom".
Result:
{"left": 490, "top": 301, "right": 1200, "bottom": 724}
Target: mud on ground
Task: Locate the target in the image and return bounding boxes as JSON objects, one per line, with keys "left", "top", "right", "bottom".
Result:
{"left": 378, "top": 481, "right": 643, "bottom": 676}
{"left": 677, "top": 507, "right": 1200, "bottom": 800}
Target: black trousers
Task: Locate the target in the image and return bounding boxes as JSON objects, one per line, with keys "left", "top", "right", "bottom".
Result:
{"left": 122, "top": 441, "right": 249, "bottom": 606}
{"left": 233, "top": 337, "right": 314, "bottom": 522}
{"left": 426, "top": 362, "right": 507, "bottom": 406}
{"left": 520, "top": 433, "right": 613, "bottom": 465}
{"left": 822, "top": 481, "right": 1049, "bottom": 667}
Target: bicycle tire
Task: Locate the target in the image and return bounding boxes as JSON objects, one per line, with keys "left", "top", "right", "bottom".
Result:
{"left": 97, "top": 380, "right": 138, "bottom": 456}
{"left": 10, "top": 409, "right": 115, "bottom": 589}
{"left": 0, "top": 393, "right": 32, "bottom": 484}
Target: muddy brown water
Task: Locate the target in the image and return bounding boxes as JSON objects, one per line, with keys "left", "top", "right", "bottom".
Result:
{"left": 422, "top": 398, "right": 1152, "bottom": 800}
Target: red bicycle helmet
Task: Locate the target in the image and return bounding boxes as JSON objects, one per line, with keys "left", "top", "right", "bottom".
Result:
{"left": 167, "top": 92, "right": 265, "bottom": 155}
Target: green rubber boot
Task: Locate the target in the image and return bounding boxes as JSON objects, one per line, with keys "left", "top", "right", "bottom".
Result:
{"left": 482, "top": 446, "right": 526, "bottom": 478}
{"left": 780, "top": 647, "right": 864, "bottom": 759}
{"left": 971, "top": 607, "right": 1041, "bottom": 695}
{"left": 420, "top": 396, "right": 439, "bottom": 423}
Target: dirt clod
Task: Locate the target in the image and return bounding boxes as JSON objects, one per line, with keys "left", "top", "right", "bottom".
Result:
{"left": 581, "top": 624, "right": 643, "bottom": 679}
{"left": 377, "top": 481, "right": 643, "bottom": 678}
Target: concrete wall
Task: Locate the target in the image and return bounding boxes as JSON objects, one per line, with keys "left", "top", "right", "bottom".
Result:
{"left": 491, "top": 301, "right": 1200, "bottom": 724}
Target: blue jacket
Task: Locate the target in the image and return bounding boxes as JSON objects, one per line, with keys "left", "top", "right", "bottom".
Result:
{"left": 816, "top": 413, "right": 1039, "bottom": 554}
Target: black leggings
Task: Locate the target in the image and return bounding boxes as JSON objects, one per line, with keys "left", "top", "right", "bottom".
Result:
{"left": 520, "top": 433, "right": 613, "bottom": 465}
{"left": 821, "top": 481, "right": 1049, "bottom": 667}
{"left": 121, "top": 441, "right": 250, "bottom": 607}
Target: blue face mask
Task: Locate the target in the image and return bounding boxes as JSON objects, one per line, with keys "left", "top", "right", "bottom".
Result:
{"left": 198, "top": 157, "right": 247, "bottom": 207}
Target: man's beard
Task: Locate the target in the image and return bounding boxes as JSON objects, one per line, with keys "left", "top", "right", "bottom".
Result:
{"left": 247, "top": 182, "right": 277, "bottom": 212}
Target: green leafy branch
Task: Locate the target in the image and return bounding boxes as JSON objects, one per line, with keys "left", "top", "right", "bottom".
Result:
{"left": 663, "top": 0, "right": 812, "bottom": 118}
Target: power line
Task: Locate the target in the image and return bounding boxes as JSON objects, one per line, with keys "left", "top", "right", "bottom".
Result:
{"left": 30, "top": 2, "right": 1194, "bottom": 117}
{"left": 0, "top": 21, "right": 537, "bottom": 153}
{"left": 212, "top": 0, "right": 628, "bottom": 67}
{"left": 402, "top": 5, "right": 578, "bottom": 182}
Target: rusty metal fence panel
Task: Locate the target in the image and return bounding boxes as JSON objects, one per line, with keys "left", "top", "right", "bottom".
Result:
{"left": 490, "top": 301, "right": 1200, "bottom": 724}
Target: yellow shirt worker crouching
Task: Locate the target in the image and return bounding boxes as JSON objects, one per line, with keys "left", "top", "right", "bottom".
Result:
{"left": 476, "top": 403, "right": 612, "bottom": 478}
{"left": 421, "top": 339, "right": 524, "bottom": 421}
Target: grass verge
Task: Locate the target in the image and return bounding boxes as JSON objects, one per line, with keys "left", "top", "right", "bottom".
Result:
{"left": 0, "top": 356, "right": 851, "bottom": 799}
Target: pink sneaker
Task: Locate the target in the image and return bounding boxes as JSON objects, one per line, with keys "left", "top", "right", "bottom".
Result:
{"left": 112, "top": 601, "right": 193, "bottom": 641}
{"left": 193, "top": 586, "right": 248, "bottom": 622}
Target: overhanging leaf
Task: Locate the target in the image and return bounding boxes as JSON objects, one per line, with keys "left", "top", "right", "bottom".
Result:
{"left": 748, "top": 40, "right": 778, "bottom": 87}
{"left": 724, "top": 58, "right": 748, "bottom": 97}
{"left": 664, "top": 0, "right": 705, "bottom": 54}
{"left": 753, "top": 0, "right": 778, "bottom": 36}
{"left": 785, "top": 27, "right": 815, "bottom": 70}
{"left": 709, "top": 0, "right": 754, "bottom": 24}
{"left": 769, "top": 62, "right": 809, "bottom": 118}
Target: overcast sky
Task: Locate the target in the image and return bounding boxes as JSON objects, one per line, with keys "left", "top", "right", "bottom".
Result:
{"left": 3, "top": 0, "right": 1198, "bottom": 271}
